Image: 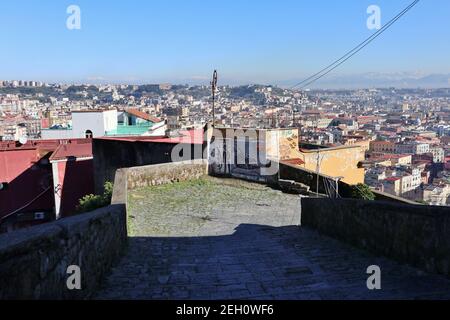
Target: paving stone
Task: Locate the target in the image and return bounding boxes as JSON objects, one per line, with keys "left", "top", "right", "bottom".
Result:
{"left": 95, "top": 178, "right": 450, "bottom": 300}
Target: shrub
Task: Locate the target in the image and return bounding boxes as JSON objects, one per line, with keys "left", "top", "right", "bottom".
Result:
{"left": 77, "top": 182, "right": 114, "bottom": 213}
{"left": 103, "top": 181, "right": 113, "bottom": 201}
{"left": 350, "top": 183, "right": 375, "bottom": 201}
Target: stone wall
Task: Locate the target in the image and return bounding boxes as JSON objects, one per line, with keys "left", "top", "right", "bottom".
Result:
{"left": 279, "top": 161, "right": 333, "bottom": 195}
{"left": 126, "top": 160, "right": 208, "bottom": 189}
{"left": 127, "top": 159, "right": 208, "bottom": 190}
{"left": 0, "top": 160, "right": 208, "bottom": 299}
{"left": 0, "top": 204, "right": 127, "bottom": 299}
{"left": 301, "top": 198, "right": 450, "bottom": 277}
{"left": 0, "top": 169, "right": 128, "bottom": 300}
{"left": 280, "top": 161, "right": 416, "bottom": 204}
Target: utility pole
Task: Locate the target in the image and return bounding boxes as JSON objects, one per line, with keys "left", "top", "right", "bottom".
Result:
{"left": 316, "top": 148, "right": 321, "bottom": 198}
{"left": 292, "top": 110, "right": 295, "bottom": 128}
{"left": 211, "top": 70, "right": 218, "bottom": 128}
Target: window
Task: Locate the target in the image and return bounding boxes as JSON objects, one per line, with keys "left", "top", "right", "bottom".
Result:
{"left": 0, "top": 182, "right": 9, "bottom": 191}
{"left": 85, "top": 130, "right": 93, "bottom": 139}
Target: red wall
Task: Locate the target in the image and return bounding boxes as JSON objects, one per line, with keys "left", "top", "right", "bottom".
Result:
{"left": 0, "top": 150, "right": 54, "bottom": 219}
{"left": 56, "top": 159, "right": 94, "bottom": 217}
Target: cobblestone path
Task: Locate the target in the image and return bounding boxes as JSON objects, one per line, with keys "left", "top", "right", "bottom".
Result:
{"left": 95, "top": 178, "right": 450, "bottom": 300}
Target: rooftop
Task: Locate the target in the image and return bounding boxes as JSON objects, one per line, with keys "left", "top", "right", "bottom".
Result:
{"left": 105, "top": 123, "right": 154, "bottom": 137}
{"left": 95, "top": 177, "right": 450, "bottom": 300}
{"left": 125, "top": 108, "right": 161, "bottom": 123}
{"left": 98, "top": 129, "right": 204, "bottom": 145}
{"left": 49, "top": 142, "right": 93, "bottom": 161}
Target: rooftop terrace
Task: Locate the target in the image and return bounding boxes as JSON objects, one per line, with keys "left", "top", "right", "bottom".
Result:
{"left": 105, "top": 123, "right": 153, "bottom": 136}
{"left": 95, "top": 177, "right": 450, "bottom": 300}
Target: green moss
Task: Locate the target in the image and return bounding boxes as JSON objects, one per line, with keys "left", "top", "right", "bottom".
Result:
{"left": 126, "top": 177, "right": 282, "bottom": 237}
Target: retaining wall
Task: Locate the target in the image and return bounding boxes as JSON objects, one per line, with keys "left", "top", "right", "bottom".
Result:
{"left": 301, "top": 198, "right": 450, "bottom": 278}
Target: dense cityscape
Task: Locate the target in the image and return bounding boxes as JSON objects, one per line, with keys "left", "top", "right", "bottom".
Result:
{"left": 1, "top": 80, "right": 450, "bottom": 206}
{"left": 3, "top": 0, "right": 450, "bottom": 304}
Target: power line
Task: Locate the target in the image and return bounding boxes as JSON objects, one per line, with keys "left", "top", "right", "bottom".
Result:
{"left": 0, "top": 186, "right": 51, "bottom": 223}
{"left": 291, "top": 0, "right": 420, "bottom": 89}
{"left": 291, "top": 0, "right": 420, "bottom": 90}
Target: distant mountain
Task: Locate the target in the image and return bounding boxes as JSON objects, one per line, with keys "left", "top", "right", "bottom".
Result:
{"left": 280, "top": 73, "right": 450, "bottom": 89}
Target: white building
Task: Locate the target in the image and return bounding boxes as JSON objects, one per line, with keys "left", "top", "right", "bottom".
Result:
{"left": 41, "top": 109, "right": 167, "bottom": 140}
{"left": 430, "top": 146, "right": 445, "bottom": 163}
{"left": 41, "top": 110, "right": 118, "bottom": 139}
{"left": 423, "top": 185, "right": 450, "bottom": 206}
{"left": 395, "top": 142, "right": 430, "bottom": 155}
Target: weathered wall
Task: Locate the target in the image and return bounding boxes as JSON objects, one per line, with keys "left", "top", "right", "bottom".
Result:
{"left": 0, "top": 170, "right": 128, "bottom": 300}
{"left": 208, "top": 127, "right": 303, "bottom": 184}
{"left": 93, "top": 138, "right": 203, "bottom": 193}
{"left": 0, "top": 204, "right": 127, "bottom": 299}
{"left": 127, "top": 159, "right": 208, "bottom": 189}
{"left": 279, "top": 161, "right": 334, "bottom": 195}
{"left": 279, "top": 161, "right": 416, "bottom": 204}
{"left": 301, "top": 198, "right": 450, "bottom": 277}
{"left": 299, "top": 146, "right": 365, "bottom": 185}
{"left": 0, "top": 159, "right": 208, "bottom": 300}
{"left": 371, "top": 189, "right": 419, "bottom": 205}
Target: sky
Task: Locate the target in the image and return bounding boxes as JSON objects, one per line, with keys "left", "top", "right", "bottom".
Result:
{"left": 0, "top": 0, "right": 449, "bottom": 85}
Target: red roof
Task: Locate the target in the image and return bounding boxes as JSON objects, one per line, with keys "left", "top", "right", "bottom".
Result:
{"left": 282, "top": 158, "right": 305, "bottom": 166}
{"left": 385, "top": 177, "right": 401, "bottom": 182}
{"left": 126, "top": 108, "right": 161, "bottom": 123}
{"left": 0, "top": 138, "right": 91, "bottom": 152}
{"left": 50, "top": 143, "right": 93, "bottom": 161}
{"left": 0, "top": 149, "right": 41, "bottom": 182}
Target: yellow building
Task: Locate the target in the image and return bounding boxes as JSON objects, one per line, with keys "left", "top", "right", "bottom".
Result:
{"left": 297, "top": 145, "right": 365, "bottom": 185}
{"left": 265, "top": 129, "right": 365, "bottom": 185}
{"left": 343, "top": 137, "right": 371, "bottom": 153}
{"left": 209, "top": 126, "right": 365, "bottom": 185}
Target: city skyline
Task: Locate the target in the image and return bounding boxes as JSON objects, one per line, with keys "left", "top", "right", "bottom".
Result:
{"left": 1, "top": 0, "right": 450, "bottom": 87}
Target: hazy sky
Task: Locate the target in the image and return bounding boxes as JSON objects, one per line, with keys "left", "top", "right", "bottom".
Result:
{"left": 0, "top": 0, "right": 449, "bottom": 85}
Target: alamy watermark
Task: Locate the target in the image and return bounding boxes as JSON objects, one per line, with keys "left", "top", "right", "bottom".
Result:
{"left": 366, "top": 265, "right": 381, "bottom": 290}
{"left": 66, "top": 5, "right": 81, "bottom": 30}
{"left": 66, "top": 265, "right": 81, "bottom": 290}
{"left": 367, "top": 5, "right": 381, "bottom": 30}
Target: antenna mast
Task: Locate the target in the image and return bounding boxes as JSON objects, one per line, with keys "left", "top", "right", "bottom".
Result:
{"left": 211, "top": 70, "right": 218, "bottom": 127}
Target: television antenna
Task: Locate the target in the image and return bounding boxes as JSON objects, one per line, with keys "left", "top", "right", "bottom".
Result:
{"left": 18, "top": 136, "right": 28, "bottom": 145}
{"left": 211, "top": 70, "right": 218, "bottom": 127}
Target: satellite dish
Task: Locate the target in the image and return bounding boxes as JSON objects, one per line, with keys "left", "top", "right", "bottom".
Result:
{"left": 18, "top": 136, "right": 28, "bottom": 145}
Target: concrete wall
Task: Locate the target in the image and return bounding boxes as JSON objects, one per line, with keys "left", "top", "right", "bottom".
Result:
{"left": 127, "top": 159, "right": 208, "bottom": 190}
{"left": 41, "top": 129, "right": 76, "bottom": 140}
{"left": 301, "top": 198, "right": 450, "bottom": 278}
{"left": 207, "top": 127, "right": 364, "bottom": 187}
{"left": 93, "top": 138, "right": 203, "bottom": 193}
{"left": 41, "top": 111, "right": 118, "bottom": 140}
{"left": 51, "top": 158, "right": 95, "bottom": 219}
{"left": 299, "top": 146, "right": 365, "bottom": 185}
{"left": 72, "top": 110, "right": 117, "bottom": 139}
